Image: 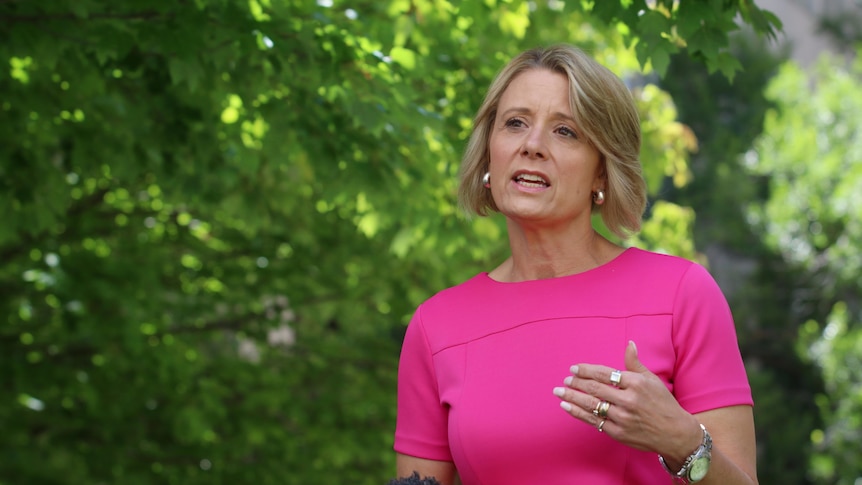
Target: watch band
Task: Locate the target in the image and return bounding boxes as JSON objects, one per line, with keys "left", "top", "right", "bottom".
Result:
{"left": 658, "top": 424, "right": 712, "bottom": 483}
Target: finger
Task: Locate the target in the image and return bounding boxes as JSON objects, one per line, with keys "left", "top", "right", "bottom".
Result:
{"left": 554, "top": 386, "right": 615, "bottom": 421}
{"left": 625, "top": 340, "right": 650, "bottom": 375}
{"left": 559, "top": 397, "right": 611, "bottom": 431}
{"left": 561, "top": 398, "right": 615, "bottom": 434}
{"left": 596, "top": 418, "right": 607, "bottom": 433}
{"left": 592, "top": 399, "right": 612, "bottom": 419}
{"left": 569, "top": 365, "right": 627, "bottom": 391}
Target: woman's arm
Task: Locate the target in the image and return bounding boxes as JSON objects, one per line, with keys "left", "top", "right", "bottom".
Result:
{"left": 665, "top": 405, "right": 758, "bottom": 484}
{"left": 396, "top": 453, "right": 457, "bottom": 485}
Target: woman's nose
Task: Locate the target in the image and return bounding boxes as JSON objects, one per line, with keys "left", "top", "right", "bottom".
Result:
{"left": 521, "top": 129, "right": 547, "bottom": 159}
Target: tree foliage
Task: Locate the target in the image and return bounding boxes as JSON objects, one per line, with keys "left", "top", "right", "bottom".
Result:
{"left": 657, "top": 33, "right": 835, "bottom": 484}
{"left": 1, "top": 0, "right": 780, "bottom": 483}
{"left": 746, "top": 51, "right": 862, "bottom": 484}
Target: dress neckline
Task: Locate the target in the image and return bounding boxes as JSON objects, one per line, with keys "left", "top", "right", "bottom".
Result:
{"left": 480, "top": 247, "right": 637, "bottom": 285}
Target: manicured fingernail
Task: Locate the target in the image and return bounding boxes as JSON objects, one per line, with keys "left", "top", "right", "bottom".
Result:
{"left": 563, "top": 376, "right": 573, "bottom": 386}
{"left": 570, "top": 365, "right": 579, "bottom": 375}
{"left": 560, "top": 401, "right": 573, "bottom": 411}
{"left": 553, "top": 387, "right": 565, "bottom": 397}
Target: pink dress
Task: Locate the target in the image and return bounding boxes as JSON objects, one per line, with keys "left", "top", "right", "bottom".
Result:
{"left": 394, "top": 248, "right": 753, "bottom": 484}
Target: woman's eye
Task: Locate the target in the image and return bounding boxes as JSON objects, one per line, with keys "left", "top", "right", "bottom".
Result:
{"left": 557, "top": 126, "right": 577, "bottom": 138}
{"left": 504, "top": 118, "right": 525, "bottom": 128}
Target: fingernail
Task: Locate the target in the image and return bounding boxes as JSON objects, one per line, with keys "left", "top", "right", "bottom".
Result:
{"left": 563, "top": 376, "right": 573, "bottom": 386}
{"left": 570, "top": 365, "right": 579, "bottom": 375}
{"left": 560, "top": 401, "right": 573, "bottom": 411}
{"left": 553, "top": 387, "right": 565, "bottom": 397}
{"left": 629, "top": 340, "right": 638, "bottom": 354}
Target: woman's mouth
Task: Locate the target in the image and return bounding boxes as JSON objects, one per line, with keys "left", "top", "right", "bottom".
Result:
{"left": 514, "top": 173, "right": 550, "bottom": 188}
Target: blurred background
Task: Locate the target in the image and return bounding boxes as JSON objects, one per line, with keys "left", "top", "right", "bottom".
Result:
{"left": 1, "top": 0, "right": 860, "bottom": 483}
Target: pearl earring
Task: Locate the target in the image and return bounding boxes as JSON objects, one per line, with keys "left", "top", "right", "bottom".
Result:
{"left": 483, "top": 172, "right": 491, "bottom": 188}
{"left": 593, "top": 190, "right": 605, "bottom": 205}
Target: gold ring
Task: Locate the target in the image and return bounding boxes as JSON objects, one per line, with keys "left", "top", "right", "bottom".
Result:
{"left": 593, "top": 400, "right": 610, "bottom": 418}
{"left": 597, "top": 419, "right": 606, "bottom": 432}
{"left": 610, "top": 369, "right": 622, "bottom": 387}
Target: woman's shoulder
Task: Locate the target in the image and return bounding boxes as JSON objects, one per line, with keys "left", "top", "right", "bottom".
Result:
{"left": 603, "top": 248, "right": 721, "bottom": 307}
{"left": 618, "top": 247, "right": 706, "bottom": 278}
{"left": 419, "top": 272, "right": 494, "bottom": 311}
{"left": 406, "top": 273, "right": 500, "bottom": 350}
{"left": 623, "top": 246, "right": 696, "bottom": 265}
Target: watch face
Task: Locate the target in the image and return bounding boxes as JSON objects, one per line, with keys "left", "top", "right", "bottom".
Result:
{"left": 688, "top": 456, "right": 711, "bottom": 482}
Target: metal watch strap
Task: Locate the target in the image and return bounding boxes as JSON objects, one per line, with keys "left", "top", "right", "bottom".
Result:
{"left": 658, "top": 423, "right": 711, "bottom": 483}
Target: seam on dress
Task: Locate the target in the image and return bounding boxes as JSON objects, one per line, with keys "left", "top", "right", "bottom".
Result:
{"left": 431, "top": 313, "right": 671, "bottom": 356}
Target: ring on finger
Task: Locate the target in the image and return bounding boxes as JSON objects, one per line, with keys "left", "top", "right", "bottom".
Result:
{"left": 610, "top": 369, "right": 622, "bottom": 387}
{"left": 597, "top": 419, "right": 606, "bottom": 432}
{"left": 592, "top": 400, "right": 611, "bottom": 418}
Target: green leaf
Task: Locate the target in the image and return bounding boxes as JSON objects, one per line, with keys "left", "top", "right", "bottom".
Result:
{"left": 649, "top": 45, "right": 672, "bottom": 77}
{"left": 715, "top": 52, "right": 742, "bottom": 83}
{"left": 637, "top": 10, "right": 671, "bottom": 39}
{"left": 389, "top": 46, "right": 416, "bottom": 70}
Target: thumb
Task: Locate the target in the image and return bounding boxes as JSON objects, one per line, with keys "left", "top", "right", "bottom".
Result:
{"left": 625, "top": 340, "right": 649, "bottom": 374}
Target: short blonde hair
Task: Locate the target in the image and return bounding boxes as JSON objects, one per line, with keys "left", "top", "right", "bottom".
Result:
{"left": 457, "top": 44, "right": 646, "bottom": 238}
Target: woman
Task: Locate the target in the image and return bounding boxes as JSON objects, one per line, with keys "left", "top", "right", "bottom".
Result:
{"left": 393, "top": 45, "right": 757, "bottom": 484}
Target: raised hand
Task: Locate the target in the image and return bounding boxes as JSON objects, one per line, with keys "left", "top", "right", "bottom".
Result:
{"left": 552, "top": 341, "right": 702, "bottom": 457}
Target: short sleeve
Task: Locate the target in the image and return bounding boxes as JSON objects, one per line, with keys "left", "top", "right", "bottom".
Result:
{"left": 394, "top": 306, "right": 453, "bottom": 461}
{"left": 671, "top": 264, "right": 754, "bottom": 413}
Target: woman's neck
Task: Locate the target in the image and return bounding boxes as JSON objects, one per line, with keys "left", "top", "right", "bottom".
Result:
{"left": 491, "top": 222, "right": 623, "bottom": 282}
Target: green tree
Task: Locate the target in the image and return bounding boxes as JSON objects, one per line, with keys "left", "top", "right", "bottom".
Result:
{"left": 745, "top": 51, "right": 862, "bottom": 484}
{"left": 0, "top": 1, "right": 780, "bottom": 483}
{"left": 659, "top": 33, "right": 830, "bottom": 484}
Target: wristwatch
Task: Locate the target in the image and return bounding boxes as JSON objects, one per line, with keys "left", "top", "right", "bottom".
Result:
{"left": 658, "top": 423, "right": 712, "bottom": 483}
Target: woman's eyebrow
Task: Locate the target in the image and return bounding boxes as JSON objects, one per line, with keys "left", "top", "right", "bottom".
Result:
{"left": 499, "top": 106, "right": 576, "bottom": 123}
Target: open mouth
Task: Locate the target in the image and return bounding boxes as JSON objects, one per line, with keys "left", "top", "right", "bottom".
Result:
{"left": 514, "top": 173, "right": 550, "bottom": 188}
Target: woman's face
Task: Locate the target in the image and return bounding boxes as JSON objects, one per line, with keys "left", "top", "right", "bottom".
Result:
{"left": 487, "top": 68, "right": 603, "bottom": 230}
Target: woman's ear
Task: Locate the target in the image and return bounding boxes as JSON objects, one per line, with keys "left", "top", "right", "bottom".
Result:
{"left": 594, "top": 160, "right": 608, "bottom": 192}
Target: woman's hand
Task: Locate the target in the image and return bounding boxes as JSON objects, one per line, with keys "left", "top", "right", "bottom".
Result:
{"left": 552, "top": 340, "right": 702, "bottom": 461}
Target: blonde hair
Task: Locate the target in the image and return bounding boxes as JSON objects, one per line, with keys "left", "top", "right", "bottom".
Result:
{"left": 457, "top": 44, "right": 646, "bottom": 238}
